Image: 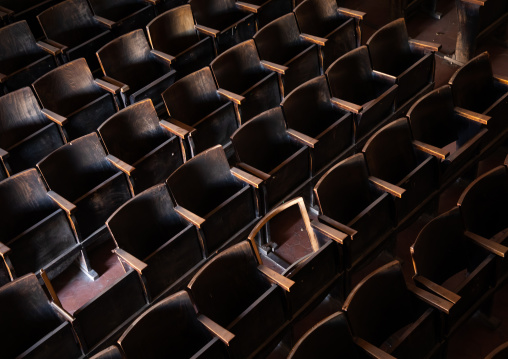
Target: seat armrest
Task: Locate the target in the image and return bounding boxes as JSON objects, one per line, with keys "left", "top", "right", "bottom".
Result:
{"left": 0, "top": 6, "right": 13, "bottom": 15}
{"left": 454, "top": 107, "right": 490, "bottom": 125}
{"left": 407, "top": 282, "right": 454, "bottom": 314}
{"left": 102, "top": 76, "right": 130, "bottom": 93}
{"left": 287, "top": 129, "right": 318, "bottom": 148}
{"left": 44, "top": 39, "right": 68, "bottom": 52}
{"left": 331, "top": 97, "right": 362, "bottom": 114}
{"left": 160, "top": 119, "right": 190, "bottom": 139}
{"left": 95, "top": 79, "right": 121, "bottom": 94}
{"left": 50, "top": 301, "right": 74, "bottom": 322}
{"left": 368, "top": 176, "right": 405, "bottom": 198}
{"left": 113, "top": 248, "right": 148, "bottom": 273}
{"left": 195, "top": 24, "right": 220, "bottom": 37}
{"left": 355, "top": 338, "right": 396, "bottom": 359}
{"left": 372, "top": 70, "right": 397, "bottom": 84}
{"left": 459, "top": 0, "right": 486, "bottom": 6}
{"left": 237, "top": 162, "right": 271, "bottom": 181}
{"left": 231, "top": 167, "right": 263, "bottom": 188}
{"left": 318, "top": 214, "right": 357, "bottom": 238}
{"left": 0, "top": 73, "right": 6, "bottom": 83}
{"left": 36, "top": 41, "right": 62, "bottom": 56}
{"left": 494, "top": 76, "right": 508, "bottom": 86}
{"left": 217, "top": 88, "right": 245, "bottom": 105}
{"left": 151, "top": 49, "right": 175, "bottom": 64}
{"left": 337, "top": 7, "right": 366, "bottom": 20}
{"left": 0, "top": 242, "right": 10, "bottom": 256}
{"left": 311, "top": 220, "right": 348, "bottom": 244}
{"left": 412, "top": 140, "right": 449, "bottom": 160}
{"left": 0, "top": 147, "right": 8, "bottom": 160}
{"left": 300, "top": 33, "right": 327, "bottom": 46}
{"left": 93, "top": 15, "right": 115, "bottom": 29}
{"left": 408, "top": 39, "right": 441, "bottom": 52}
{"left": 106, "top": 154, "right": 135, "bottom": 176}
{"left": 175, "top": 206, "right": 205, "bottom": 228}
{"left": 198, "top": 314, "right": 235, "bottom": 345}
{"left": 41, "top": 108, "right": 68, "bottom": 126}
{"left": 236, "top": 1, "right": 260, "bottom": 12}
{"left": 413, "top": 275, "right": 461, "bottom": 304}
{"left": 47, "top": 191, "right": 76, "bottom": 214}
{"left": 260, "top": 60, "right": 288, "bottom": 74}
{"left": 465, "top": 231, "right": 508, "bottom": 257}
{"left": 258, "top": 264, "right": 294, "bottom": 291}
{"left": 144, "top": 0, "right": 159, "bottom": 4}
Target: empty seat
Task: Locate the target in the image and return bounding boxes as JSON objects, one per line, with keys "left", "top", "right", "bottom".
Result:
{"left": 0, "top": 87, "right": 65, "bottom": 175}
{"left": 188, "top": 241, "right": 292, "bottom": 359}
{"left": 97, "top": 29, "right": 177, "bottom": 109}
{"left": 343, "top": 261, "right": 452, "bottom": 359}
{"left": 162, "top": 67, "right": 239, "bottom": 158}
{"left": 90, "top": 346, "right": 123, "bottom": 359}
{"left": 0, "top": 169, "right": 91, "bottom": 281}
{"left": 36, "top": 133, "right": 133, "bottom": 248}
{"left": 0, "top": 273, "right": 83, "bottom": 358}
{"left": 210, "top": 39, "right": 281, "bottom": 122}
{"left": 0, "top": 21, "right": 59, "bottom": 94}
{"left": 0, "top": 0, "right": 57, "bottom": 38}
{"left": 190, "top": 0, "right": 256, "bottom": 54}
{"left": 407, "top": 85, "right": 488, "bottom": 183}
{"left": 37, "top": 0, "right": 115, "bottom": 70}
{"left": 146, "top": 5, "right": 215, "bottom": 78}
{"left": 366, "top": 18, "right": 439, "bottom": 111}
{"left": 236, "top": 0, "right": 292, "bottom": 28}
{"left": 32, "top": 58, "right": 120, "bottom": 141}
{"left": 118, "top": 291, "right": 229, "bottom": 358}
{"left": 166, "top": 145, "right": 261, "bottom": 256}
{"left": 281, "top": 75, "right": 355, "bottom": 174}
{"left": 231, "top": 107, "right": 310, "bottom": 214}
{"left": 253, "top": 13, "right": 321, "bottom": 97}
{"left": 362, "top": 118, "right": 438, "bottom": 224}
{"left": 98, "top": 99, "right": 184, "bottom": 194}
{"left": 106, "top": 184, "right": 205, "bottom": 302}
{"left": 294, "top": 0, "right": 364, "bottom": 70}
{"left": 326, "top": 46, "right": 398, "bottom": 143}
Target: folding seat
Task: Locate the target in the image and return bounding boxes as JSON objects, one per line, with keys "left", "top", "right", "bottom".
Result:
{"left": 411, "top": 207, "right": 507, "bottom": 337}
{"left": 288, "top": 312, "right": 377, "bottom": 359}
{"left": 0, "top": 273, "right": 83, "bottom": 358}
{"left": 190, "top": 0, "right": 257, "bottom": 54}
{"left": 32, "top": 58, "right": 120, "bottom": 141}
{"left": 210, "top": 39, "right": 281, "bottom": 122}
{"left": 87, "top": 0, "right": 156, "bottom": 36}
{"left": 0, "top": 169, "right": 95, "bottom": 282}
{"left": 455, "top": 0, "right": 508, "bottom": 63}
{"left": 97, "top": 29, "right": 177, "bottom": 110}
{"left": 326, "top": 46, "right": 398, "bottom": 144}
{"left": 486, "top": 342, "right": 508, "bottom": 359}
{"left": 36, "top": 133, "right": 133, "bottom": 248}
{"left": 90, "top": 346, "right": 123, "bottom": 359}
{"left": 366, "top": 18, "right": 440, "bottom": 112}
{"left": 314, "top": 154, "right": 395, "bottom": 284}
{"left": 281, "top": 75, "right": 355, "bottom": 175}
{"left": 117, "top": 291, "right": 229, "bottom": 358}
{"left": 407, "top": 85, "right": 489, "bottom": 184}
{"left": 253, "top": 13, "right": 321, "bottom": 97}
{"left": 231, "top": 107, "right": 311, "bottom": 214}
{"left": 97, "top": 100, "right": 184, "bottom": 194}
{"left": 0, "top": 0, "right": 57, "bottom": 38}
{"left": 166, "top": 145, "right": 261, "bottom": 256}
{"left": 106, "top": 184, "right": 205, "bottom": 303}
{"left": 235, "top": 0, "right": 292, "bottom": 28}
{"left": 294, "top": 0, "right": 364, "bottom": 70}
{"left": 0, "top": 21, "right": 60, "bottom": 95}
{"left": 162, "top": 67, "right": 239, "bottom": 159}
{"left": 342, "top": 261, "right": 453, "bottom": 359}
{"left": 146, "top": 5, "right": 215, "bottom": 78}
{"left": 247, "top": 197, "right": 344, "bottom": 319}
{"left": 449, "top": 52, "right": 508, "bottom": 142}
{"left": 37, "top": 0, "right": 115, "bottom": 71}
{"left": 187, "top": 241, "right": 293, "bottom": 359}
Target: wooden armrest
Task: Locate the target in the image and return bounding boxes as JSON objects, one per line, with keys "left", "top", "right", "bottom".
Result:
{"left": 355, "top": 338, "right": 396, "bottom": 359}
{"left": 94, "top": 15, "right": 115, "bottom": 28}
{"left": 454, "top": 107, "right": 490, "bottom": 125}
{"left": 494, "top": 76, "right": 508, "bottom": 86}
{"left": 238, "top": 162, "right": 271, "bottom": 181}
{"left": 217, "top": 88, "right": 245, "bottom": 105}
{"left": 113, "top": 248, "right": 147, "bottom": 273}
{"left": 50, "top": 301, "right": 74, "bottom": 322}
{"left": 236, "top": 1, "right": 260, "bottom": 12}
{"left": 175, "top": 206, "right": 205, "bottom": 228}
{"left": 0, "top": 147, "right": 8, "bottom": 159}
{"left": 160, "top": 119, "right": 189, "bottom": 139}
{"left": 0, "top": 242, "right": 10, "bottom": 256}
{"left": 198, "top": 314, "right": 235, "bottom": 345}
{"left": 372, "top": 70, "right": 397, "bottom": 84}
{"left": 337, "top": 7, "right": 366, "bottom": 20}
{"left": 300, "top": 33, "right": 327, "bottom": 46}
{"left": 41, "top": 108, "right": 67, "bottom": 126}
{"left": 287, "top": 129, "right": 318, "bottom": 148}
{"left": 318, "top": 214, "right": 357, "bottom": 237}
{"left": 258, "top": 264, "right": 294, "bottom": 291}
{"left": 47, "top": 191, "right": 76, "bottom": 214}
{"left": 460, "top": 0, "right": 486, "bottom": 5}
{"left": 44, "top": 39, "right": 68, "bottom": 51}
{"left": 260, "top": 60, "right": 288, "bottom": 75}
{"left": 407, "top": 283, "right": 454, "bottom": 314}
{"left": 331, "top": 97, "right": 362, "bottom": 114}
{"left": 95, "top": 79, "right": 121, "bottom": 94}
{"left": 106, "top": 154, "right": 135, "bottom": 176}
{"left": 231, "top": 167, "right": 263, "bottom": 188}
{"left": 144, "top": 0, "right": 159, "bottom": 4}
{"left": 195, "top": 24, "right": 220, "bottom": 37}
{"left": 412, "top": 140, "right": 449, "bottom": 160}
{"left": 413, "top": 275, "right": 461, "bottom": 304}
{"left": 0, "top": 73, "right": 6, "bottom": 83}
{"left": 409, "top": 39, "right": 441, "bottom": 52}
{"left": 369, "top": 176, "right": 405, "bottom": 198}
{"left": 102, "top": 76, "right": 129, "bottom": 93}
{"left": 465, "top": 231, "right": 508, "bottom": 257}
{"left": 151, "top": 49, "right": 175, "bottom": 64}
{"left": 36, "top": 41, "right": 61, "bottom": 56}
{"left": 311, "top": 220, "right": 348, "bottom": 244}
{"left": 40, "top": 269, "right": 63, "bottom": 308}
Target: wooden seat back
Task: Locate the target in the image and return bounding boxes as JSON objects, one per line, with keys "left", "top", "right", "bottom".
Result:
{"left": 294, "top": 0, "right": 344, "bottom": 38}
